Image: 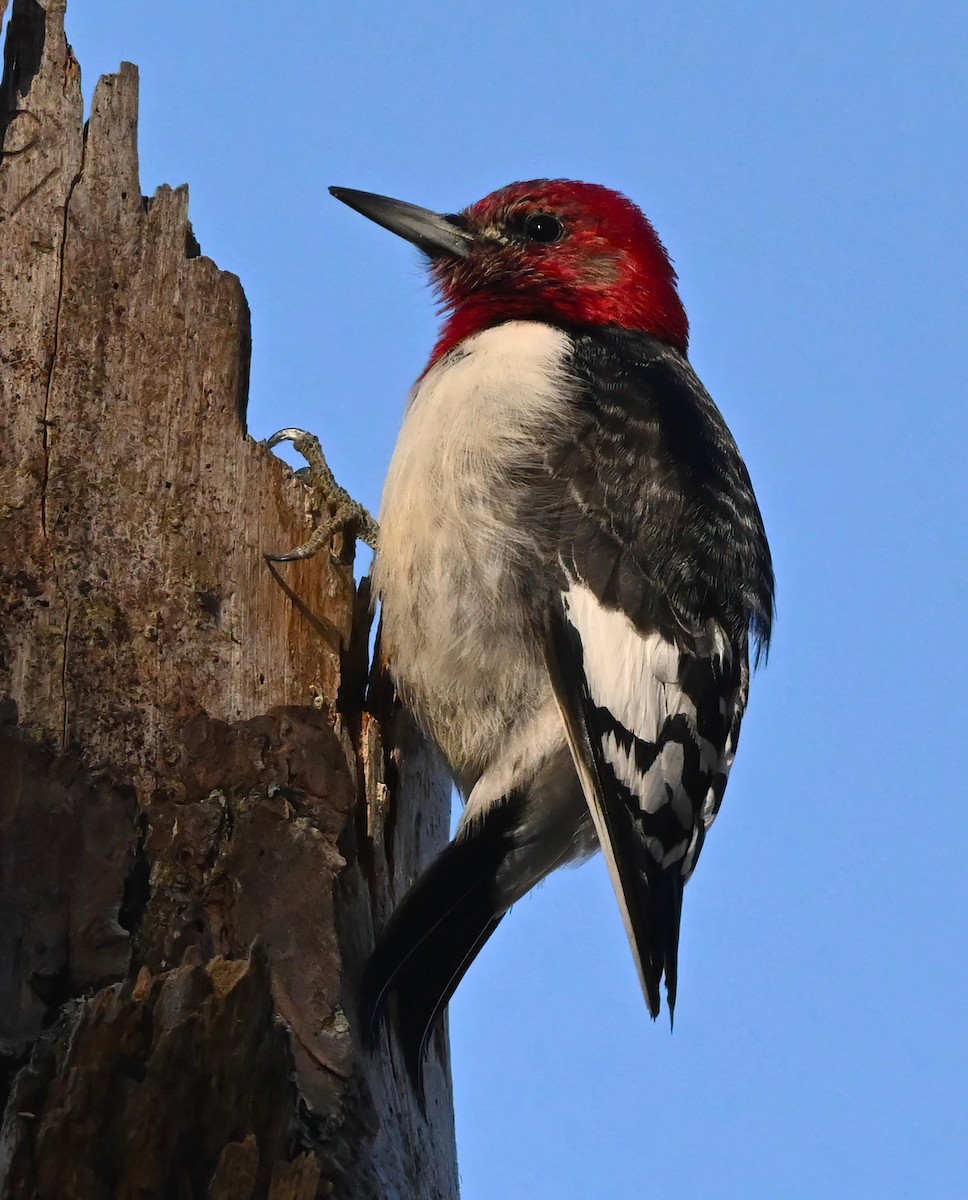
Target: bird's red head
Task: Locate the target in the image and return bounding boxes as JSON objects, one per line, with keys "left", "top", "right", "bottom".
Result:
{"left": 432, "top": 179, "right": 688, "bottom": 362}
{"left": 330, "top": 180, "right": 689, "bottom": 365}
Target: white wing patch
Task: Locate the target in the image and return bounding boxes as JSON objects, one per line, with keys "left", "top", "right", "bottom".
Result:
{"left": 561, "top": 579, "right": 739, "bottom": 873}
{"left": 562, "top": 582, "right": 679, "bottom": 736}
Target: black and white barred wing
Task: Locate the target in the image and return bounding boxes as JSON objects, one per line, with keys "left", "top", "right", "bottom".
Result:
{"left": 546, "top": 581, "right": 746, "bottom": 1019}
{"left": 539, "top": 328, "right": 769, "bottom": 1018}
{"left": 537, "top": 331, "right": 772, "bottom": 1022}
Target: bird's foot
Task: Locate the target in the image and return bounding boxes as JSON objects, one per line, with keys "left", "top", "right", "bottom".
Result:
{"left": 264, "top": 427, "right": 379, "bottom": 563}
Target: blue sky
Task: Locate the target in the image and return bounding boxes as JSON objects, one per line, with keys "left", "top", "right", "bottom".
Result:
{"left": 56, "top": 3, "right": 968, "bottom": 1196}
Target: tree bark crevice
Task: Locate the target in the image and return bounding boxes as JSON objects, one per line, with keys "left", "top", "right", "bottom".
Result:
{"left": 0, "top": 1, "right": 458, "bottom": 1195}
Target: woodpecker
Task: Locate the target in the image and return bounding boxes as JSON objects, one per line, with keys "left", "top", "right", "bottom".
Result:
{"left": 328, "top": 180, "right": 773, "bottom": 1088}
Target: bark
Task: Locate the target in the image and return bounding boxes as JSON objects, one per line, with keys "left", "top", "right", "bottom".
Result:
{"left": 0, "top": 2, "right": 458, "bottom": 1196}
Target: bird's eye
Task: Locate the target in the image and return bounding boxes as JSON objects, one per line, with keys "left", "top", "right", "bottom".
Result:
{"left": 522, "top": 213, "right": 566, "bottom": 244}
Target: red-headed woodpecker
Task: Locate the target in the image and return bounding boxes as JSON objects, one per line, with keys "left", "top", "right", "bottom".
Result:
{"left": 330, "top": 180, "right": 774, "bottom": 1089}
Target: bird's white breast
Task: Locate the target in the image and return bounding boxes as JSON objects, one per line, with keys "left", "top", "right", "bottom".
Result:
{"left": 374, "top": 320, "right": 577, "bottom": 779}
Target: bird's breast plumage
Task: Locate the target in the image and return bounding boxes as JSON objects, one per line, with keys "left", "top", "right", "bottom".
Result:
{"left": 374, "top": 320, "right": 578, "bottom": 780}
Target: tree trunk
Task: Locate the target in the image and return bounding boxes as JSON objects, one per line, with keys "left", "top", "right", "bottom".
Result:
{"left": 0, "top": 2, "right": 458, "bottom": 1196}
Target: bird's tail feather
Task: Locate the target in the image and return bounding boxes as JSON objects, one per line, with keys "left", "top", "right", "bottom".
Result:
{"left": 643, "top": 859, "right": 684, "bottom": 1022}
{"left": 359, "top": 792, "right": 525, "bottom": 1096}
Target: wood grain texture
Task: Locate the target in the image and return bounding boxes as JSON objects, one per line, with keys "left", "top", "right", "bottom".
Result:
{"left": 0, "top": 2, "right": 458, "bottom": 1196}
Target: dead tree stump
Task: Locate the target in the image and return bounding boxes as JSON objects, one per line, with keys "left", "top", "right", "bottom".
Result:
{"left": 0, "top": 2, "right": 458, "bottom": 1196}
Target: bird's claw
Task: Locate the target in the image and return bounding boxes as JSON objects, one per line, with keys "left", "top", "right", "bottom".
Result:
{"left": 264, "top": 427, "right": 379, "bottom": 563}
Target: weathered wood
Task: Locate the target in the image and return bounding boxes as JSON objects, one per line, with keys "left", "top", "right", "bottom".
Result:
{"left": 0, "top": 2, "right": 458, "bottom": 1196}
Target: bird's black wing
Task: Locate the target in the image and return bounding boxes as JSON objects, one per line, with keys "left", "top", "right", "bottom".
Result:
{"left": 541, "top": 327, "right": 772, "bottom": 1018}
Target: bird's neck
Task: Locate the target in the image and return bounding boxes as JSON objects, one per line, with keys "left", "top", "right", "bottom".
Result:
{"left": 428, "top": 288, "right": 688, "bottom": 370}
{"left": 428, "top": 297, "right": 545, "bottom": 368}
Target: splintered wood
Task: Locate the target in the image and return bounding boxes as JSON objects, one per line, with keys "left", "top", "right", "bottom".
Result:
{"left": 0, "top": 2, "right": 457, "bottom": 1196}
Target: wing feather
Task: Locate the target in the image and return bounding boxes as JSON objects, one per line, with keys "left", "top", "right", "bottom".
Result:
{"left": 547, "top": 576, "right": 743, "bottom": 1018}
{"left": 535, "top": 329, "right": 770, "bottom": 1017}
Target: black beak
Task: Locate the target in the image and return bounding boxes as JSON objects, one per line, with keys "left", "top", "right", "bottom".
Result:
{"left": 329, "top": 186, "right": 474, "bottom": 259}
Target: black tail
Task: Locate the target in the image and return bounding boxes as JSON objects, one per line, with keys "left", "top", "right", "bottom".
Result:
{"left": 639, "top": 855, "right": 685, "bottom": 1022}
{"left": 359, "top": 793, "right": 525, "bottom": 1096}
